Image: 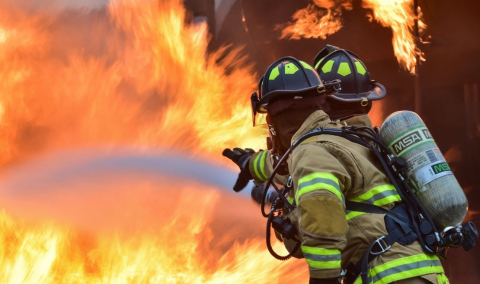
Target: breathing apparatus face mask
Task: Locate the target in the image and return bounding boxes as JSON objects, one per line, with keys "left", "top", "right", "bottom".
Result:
{"left": 266, "top": 95, "right": 325, "bottom": 155}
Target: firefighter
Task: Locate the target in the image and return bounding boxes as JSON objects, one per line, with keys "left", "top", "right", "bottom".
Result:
{"left": 223, "top": 49, "right": 449, "bottom": 284}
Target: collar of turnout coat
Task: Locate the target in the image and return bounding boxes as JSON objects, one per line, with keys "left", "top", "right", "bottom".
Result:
{"left": 291, "top": 110, "right": 372, "bottom": 143}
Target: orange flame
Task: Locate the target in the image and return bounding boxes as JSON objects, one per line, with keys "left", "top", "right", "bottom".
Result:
{"left": 0, "top": 0, "right": 266, "bottom": 167}
{"left": 280, "top": 0, "right": 352, "bottom": 40}
{"left": 362, "top": 0, "right": 426, "bottom": 73}
{"left": 0, "top": 0, "right": 309, "bottom": 282}
{"left": 280, "top": 0, "right": 426, "bottom": 73}
{"left": 0, "top": 175, "right": 307, "bottom": 283}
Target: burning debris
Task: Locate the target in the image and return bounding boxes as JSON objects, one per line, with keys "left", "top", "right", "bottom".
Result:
{"left": 280, "top": 0, "right": 426, "bottom": 73}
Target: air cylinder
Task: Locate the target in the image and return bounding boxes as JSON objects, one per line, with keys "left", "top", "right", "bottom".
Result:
{"left": 380, "top": 111, "right": 468, "bottom": 230}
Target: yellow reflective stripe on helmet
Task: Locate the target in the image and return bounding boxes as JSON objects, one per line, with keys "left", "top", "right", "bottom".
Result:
{"left": 314, "top": 58, "right": 325, "bottom": 70}
{"left": 301, "top": 246, "right": 341, "bottom": 269}
{"left": 337, "top": 62, "right": 352, "bottom": 76}
{"left": 350, "top": 184, "right": 401, "bottom": 206}
{"left": 355, "top": 61, "right": 366, "bottom": 75}
{"left": 353, "top": 254, "right": 444, "bottom": 284}
{"left": 253, "top": 151, "right": 268, "bottom": 181}
{"left": 321, "top": 60, "right": 335, "bottom": 73}
{"left": 301, "top": 61, "right": 314, "bottom": 70}
{"left": 296, "top": 173, "right": 344, "bottom": 206}
{"left": 437, "top": 273, "right": 450, "bottom": 284}
{"left": 284, "top": 62, "right": 299, "bottom": 74}
{"left": 269, "top": 66, "right": 280, "bottom": 80}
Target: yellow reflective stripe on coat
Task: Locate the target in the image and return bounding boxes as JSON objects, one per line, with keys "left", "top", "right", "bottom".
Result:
{"left": 353, "top": 254, "right": 444, "bottom": 284}
{"left": 437, "top": 273, "right": 450, "bottom": 284}
{"left": 253, "top": 151, "right": 268, "bottom": 181}
{"left": 287, "top": 196, "right": 294, "bottom": 205}
{"left": 350, "top": 184, "right": 401, "bottom": 206}
{"left": 296, "top": 172, "right": 344, "bottom": 205}
{"left": 345, "top": 211, "right": 365, "bottom": 220}
{"left": 346, "top": 184, "right": 401, "bottom": 220}
{"left": 301, "top": 246, "right": 341, "bottom": 269}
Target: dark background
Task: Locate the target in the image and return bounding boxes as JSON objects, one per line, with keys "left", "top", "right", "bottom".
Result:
{"left": 185, "top": 0, "right": 480, "bottom": 282}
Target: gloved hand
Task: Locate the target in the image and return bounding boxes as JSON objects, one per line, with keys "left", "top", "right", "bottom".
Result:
{"left": 309, "top": 277, "right": 342, "bottom": 284}
{"left": 222, "top": 148, "right": 255, "bottom": 192}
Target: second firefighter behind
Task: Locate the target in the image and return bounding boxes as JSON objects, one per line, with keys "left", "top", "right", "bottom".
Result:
{"left": 223, "top": 47, "right": 449, "bottom": 284}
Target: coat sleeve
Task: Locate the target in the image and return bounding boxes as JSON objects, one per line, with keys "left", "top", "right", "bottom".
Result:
{"left": 248, "top": 150, "right": 288, "bottom": 184}
{"left": 289, "top": 143, "right": 352, "bottom": 279}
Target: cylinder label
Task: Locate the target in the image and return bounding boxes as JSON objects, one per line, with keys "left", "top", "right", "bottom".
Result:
{"left": 403, "top": 147, "right": 451, "bottom": 192}
{"left": 387, "top": 127, "right": 434, "bottom": 157}
{"left": 412, "top": 162, "right": 453, "bottom": 192}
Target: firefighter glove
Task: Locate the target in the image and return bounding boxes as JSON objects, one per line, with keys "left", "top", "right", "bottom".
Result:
{"left": 222, "top": 148, "right": 254, "bottom": 192}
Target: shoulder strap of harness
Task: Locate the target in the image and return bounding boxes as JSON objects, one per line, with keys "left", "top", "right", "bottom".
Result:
{"left": 344, "top": 201, "right": 416, "bottom": 284}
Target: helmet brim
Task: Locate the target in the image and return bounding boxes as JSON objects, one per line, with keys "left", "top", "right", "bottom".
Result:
{"left": 256, "top": 85, "right": 321, "bottom": 113}
{"left": 328, "top": 81, "right": 386, "bottom": 103}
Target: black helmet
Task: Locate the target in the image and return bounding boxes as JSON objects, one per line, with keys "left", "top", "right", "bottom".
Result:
{"left": 313, "top": 48, "right": 386, "bottom": 105}
{"left": 255, "top": 57, "right": 322, "bottom": 113}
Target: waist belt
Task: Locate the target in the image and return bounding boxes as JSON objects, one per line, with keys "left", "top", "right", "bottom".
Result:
{"left": 343, "top": 201, "right": 417, "bottom": 284}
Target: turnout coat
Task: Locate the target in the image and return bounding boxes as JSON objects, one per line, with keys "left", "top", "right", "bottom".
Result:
{"left": 249, "top": 110, "right": 448, "bottom": 284}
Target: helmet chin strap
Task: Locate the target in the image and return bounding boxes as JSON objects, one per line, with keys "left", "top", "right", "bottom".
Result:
{"left": 266, "top": 116, "right": 280, "bottom": 155}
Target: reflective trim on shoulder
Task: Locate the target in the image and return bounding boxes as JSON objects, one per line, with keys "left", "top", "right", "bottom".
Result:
{"left": 253, "top": 151, "right": 268, "bottom": 182}
{"left": 353, "top": 254, "right": 444, "bottom": 284}
{"left": 437, "top": 273, "right": 450, "bottom": 284}
{"left": 346, "top": 184, "right": 401, "bottom": 220}
{"left": 301, "top": 246, "right": 341, "bottom": 269}
{"left": 296, "top": 172, "right": 345, "bottom": 206}
{"left": 350, "top": 184, "right": 401, "bottom": 206}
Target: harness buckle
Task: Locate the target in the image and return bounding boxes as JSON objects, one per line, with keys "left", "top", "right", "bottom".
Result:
{"left": 370, "top": 236, "right": 391, "bottom": 255}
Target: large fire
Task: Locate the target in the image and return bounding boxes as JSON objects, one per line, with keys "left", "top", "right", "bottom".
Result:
{"left": 0, "top": 0, "right": 266, "bottom": 167}
{"left": 0, "top": 0, "right": 309, "bottom": 282}
{"left": 0, "top": 151, "right": 307, "bottom": 283}
{"left": 280, "top": 0, "right": 426, "bottom": 73}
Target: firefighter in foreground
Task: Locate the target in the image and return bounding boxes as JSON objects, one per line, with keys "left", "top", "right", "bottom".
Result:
{"left": 223, "top": 48, "right": 449, "bottom": 283}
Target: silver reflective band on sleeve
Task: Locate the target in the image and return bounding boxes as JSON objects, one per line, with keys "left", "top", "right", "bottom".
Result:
{"left": 301, "top": 246, "right": 342, "bottom": 270}
{"left": 296, "top": 172, "right": 344, "bottom": 206}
